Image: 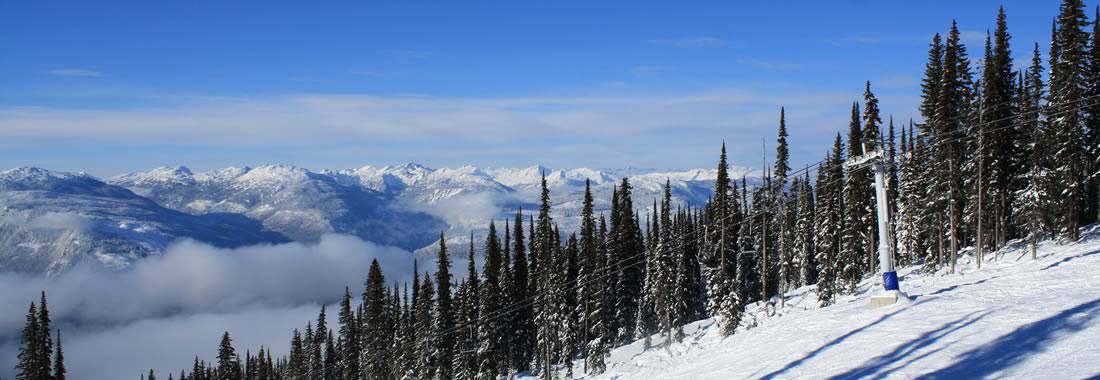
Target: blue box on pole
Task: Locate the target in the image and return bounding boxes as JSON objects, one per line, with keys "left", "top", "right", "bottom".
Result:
{"left": 883, "top": 271, "right": 899, "bottom": 291}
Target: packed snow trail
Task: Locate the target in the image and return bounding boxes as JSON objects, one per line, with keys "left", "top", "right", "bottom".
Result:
{"left": 549, "top": 227, "right": 1100, "bottom": 379}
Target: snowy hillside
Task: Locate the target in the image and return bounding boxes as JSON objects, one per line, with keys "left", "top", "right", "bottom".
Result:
{"left": 0, "top": 168, "right": 288, "bottom": 274}
{"left": 556, "top": 228, "right": 1100, "bottom": 379}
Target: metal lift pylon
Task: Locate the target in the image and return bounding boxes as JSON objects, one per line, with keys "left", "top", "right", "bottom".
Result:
{"left": 844, "top": 143, "right": 902, "bottom": 307}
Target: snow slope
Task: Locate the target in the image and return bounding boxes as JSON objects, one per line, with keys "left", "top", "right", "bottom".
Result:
{"left": 557, "top": 228, "right": 1100, "bottom": 379}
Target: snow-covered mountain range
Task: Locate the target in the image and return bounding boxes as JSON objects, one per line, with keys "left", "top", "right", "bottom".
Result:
{"left": 0, "top": 163, "right": 758, "bottom": 274}
{"left": 0, "top": 168, "right": 288, "bottom": 274}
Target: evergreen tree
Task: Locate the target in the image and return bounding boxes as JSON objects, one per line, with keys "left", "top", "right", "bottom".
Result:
{"left": 434, "top": 233, "right": 455, "bottom": 380}
{"left": 862, "top": 82, "right": 883, "bottom": 270}
{"left": 796, "top": 172, "right": 817, "bottom": 286}
{"left": 216, "top": 332, "right": 241, "bottom": 380}
{"left": 775, "top": 108, "right": 791, "bottom": 194}
{"left": 651, "top": 180, "right": 680, "bottom": 345}
{"left": 914, "top": 32, "right": 945, "bottom": 269}
{"left": 816, "top": 135, "right": 844, "bottom": 307}
{"left": 36, "top": 292, "right": 52, "bottom": 380}
{"left": 323, "top": 331, "right": 338, "bottom": 380}
{"left": 842, "top": 101, "right": 870, "bottom": 292}
{"left": 612, "top": 177, "right": 645, "bottom": 344}
{"left": 312, "top": 305, "right": 328, "bottom": 380}
{"left": 934, "top": 20, "right": 974, "bottom": 271}
{"left": 704, "top": 145, "right": 746, "bottom": 334}
{"left": 1087, "top": 5, "right": 1100, "bottom": 226}
{"left": 703, "top": 143, "right": 736, "bottom": 321}
{"left": 676, "top": 207, "right": 704, "bottom": 324}
{"left": 557, "top": 233, "right": 581, "bottom": 377}
{"left": 453, "top": 235, "right": 480, "bottom": 380}
{"left": 777, "top": 177, "right": 797, "bottom": 300}
{"left": 636, "top": 213, "right": 658, "bottom": 348}
{"left": 288, "top": 330, "right": 305, "bottom": 380}
{"left": 989, "top": 6, "right": 1019, "bottom": 248}
{"left": 886, "top": 117, "right": 899, "bottom": 242}
{"left": 897, "top": 121, "right": 922, "bottom": 265}
{"left": 1017, "top": 42, "right": 1053, "bottom": 258}
{"left": 736, "top": 176, "right": 758, "bottom": 305}
{"left": 337, "top": 286, "right": 360, "bottom": 380}
{"left": 752, "top": 174, "right": 776, "bottom": 302}
{"left": 396, "top": 283, "right": 415, "bottom": 380}
{"left": 921, "top": 33, "right": 945, "bottom": 130}
{"left": 575, "top": 179, "right": 606, "bottom": 374}
{"left": 453, "top": 278, "right": 477, "bottom": 380}
{"left": 1049, "top": 0, "right": 1089, "bottom": 240}
{"left": 191, "top": 357, "right": 205, "bottom": 380}
{"left": 54, "top": 329, "right": 65, "bottom": 380}
{"left": 15, "top": 303, "right": 38, "bottom": 380}
{"left": 585, "top": 215, "right": 612, "bottom": 374}
{"left": 362, "top": 259, "right": 389, "bottom": 378}
{"left": 415, "top": 273, "right": 437, "bottom": 380}
{"left": 476, "top": 222, "right": 505, "bottom": 379}
{"left": 509, "top": 209, "right": 533, "bottom": 373}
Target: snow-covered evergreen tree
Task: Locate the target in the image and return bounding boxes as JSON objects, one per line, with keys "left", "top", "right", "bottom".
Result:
{"left": 815, "top": 135, "right": 844, "bottom": 307}
{"left": 1049, "top": 0, "right": 1089, "bottom": 241}
{"left": 434, "top": 233, "right": 456, "bottom": 380}
{"left": 475, "top": 222, "right": 504, "bottom": 380}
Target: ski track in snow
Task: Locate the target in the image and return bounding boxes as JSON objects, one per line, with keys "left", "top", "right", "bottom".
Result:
{"left": 535, "top": 227, "right": 1100, "bottom": 379}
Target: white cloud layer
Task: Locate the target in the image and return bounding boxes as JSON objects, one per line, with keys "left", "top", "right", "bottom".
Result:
{"left": 0, "top": 234, "right": 416, "bottom": 379}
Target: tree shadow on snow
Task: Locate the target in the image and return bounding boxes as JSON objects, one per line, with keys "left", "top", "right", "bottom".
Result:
{"left": 758, "top": 299, "right": 927, "bottom": 380}
{"left": 917, "top": 297, "right": 1100, "bottom": 379}
{"left": 826, "top": 309, "right": 994, "bottom": 379}
{"left": 1039, "top": 248, "right": 1100, "bottom": 271}
{"left": 911, "top": 276, "right": 1004, "bottom": 300}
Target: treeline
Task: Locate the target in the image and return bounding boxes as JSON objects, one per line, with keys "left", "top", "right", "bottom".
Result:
{"left": 12, "top": 1, "right": 1099, "bottom": 379}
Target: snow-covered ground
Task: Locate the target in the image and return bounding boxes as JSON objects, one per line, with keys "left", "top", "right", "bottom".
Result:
{"left": 560, "top": 227, "right": 1100, "bottom": 379}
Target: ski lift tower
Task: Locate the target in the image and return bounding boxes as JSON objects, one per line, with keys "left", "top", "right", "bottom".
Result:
{"left": 844, "top": 144, "right": 902, "bottom": 307}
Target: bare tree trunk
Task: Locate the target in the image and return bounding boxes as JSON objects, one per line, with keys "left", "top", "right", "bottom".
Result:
{"left": 977, "top": 154, "right": 984, "bottom": 270}
{"left": 937, "top": 227, "right": 944, "bottom": 268}
{"left": 950, "top": 208, "right": 958, "bottom": 274}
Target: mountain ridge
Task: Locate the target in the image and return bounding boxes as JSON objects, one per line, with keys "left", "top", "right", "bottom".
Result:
{"left": 0, "top": 163, "right": 760, "bottom": 274}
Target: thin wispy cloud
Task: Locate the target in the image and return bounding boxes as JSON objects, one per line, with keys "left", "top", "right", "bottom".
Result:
{"left": 877, "top": 75, "right": 918, "bottom": 88}
{"left": 959, "top": 30, "right": 988, "bottom": 46}
{"left": 820, "top": 34, "right": 939, "bottom": 47}
{"left": 646, "top": 36, "right": 731, "bottom": 48}
{"left": 346, "top": 69, "right": 386, "bottom": 78}
{"left": 0, "top": 86, "right": 890, "bottom": 172}
{"left": 736, "top": 59, "right": 803, "bottom": 70}
{"left": 630, "top": 65, "right": 674, "bottom": 77}
{"left": 47, "top": 68, "right": 102, "bottom": 77}
{"left": 0, "top": 89, "right": 849, "bottom": 146}
{"left": 382, "top": 49, "right": 433, "bottom": 60}
{"left": 821, "top": 36, "right": 882, "bottom": 47}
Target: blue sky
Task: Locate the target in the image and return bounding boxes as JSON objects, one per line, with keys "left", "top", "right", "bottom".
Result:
{"left": 0, "top": 1, "right": 1070, "bottom": 176}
